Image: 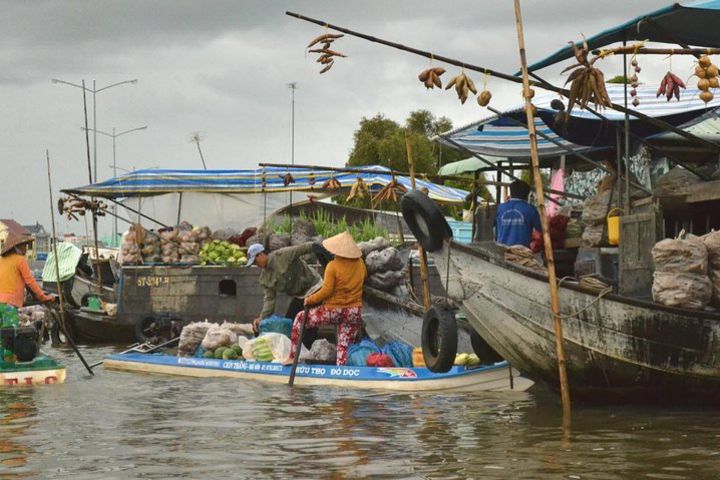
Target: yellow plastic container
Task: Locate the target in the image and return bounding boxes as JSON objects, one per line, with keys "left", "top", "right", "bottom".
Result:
{"left": 412, "top": 347, "right": 425, "bottom": 367}
{"left": 607, "top": 208, "right": 622, "bottom": 246}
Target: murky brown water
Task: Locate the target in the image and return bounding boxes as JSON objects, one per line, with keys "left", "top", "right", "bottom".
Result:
{"left": 1, "top": 345, "right": 719, "bottom": 479}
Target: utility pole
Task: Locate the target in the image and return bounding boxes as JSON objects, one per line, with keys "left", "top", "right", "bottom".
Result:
{"left": 288, "top": 82, "right": 297, "bottom": 212}
{"left": 190, "top": 132, "right": 208, "bottom": 170}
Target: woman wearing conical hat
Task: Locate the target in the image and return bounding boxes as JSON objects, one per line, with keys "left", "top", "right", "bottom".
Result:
{"left": 291, "top": 230, "right": 367, "bottom": 366}
{"left": 0, "top": 232, "right": 56, "bottom": 361}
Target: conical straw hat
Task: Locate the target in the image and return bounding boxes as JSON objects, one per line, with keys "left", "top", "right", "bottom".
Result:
{"left": 1, "top": 231, "right": 33, "bottom": 256}
{"left": 322, "top": 231, "right": 362, "bottom": 259}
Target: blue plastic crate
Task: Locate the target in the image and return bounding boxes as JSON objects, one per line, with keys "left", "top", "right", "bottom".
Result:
{"left": 446, "top": 220, "right": 473, "bottom": 244}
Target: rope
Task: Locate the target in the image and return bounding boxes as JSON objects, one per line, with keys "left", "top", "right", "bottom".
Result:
{"left": 554, "top": 274, "right": 612, "bottom": 320}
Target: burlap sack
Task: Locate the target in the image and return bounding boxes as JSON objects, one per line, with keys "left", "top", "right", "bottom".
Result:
{"left": 702, "top": 231, "right": 720, "bottom": 271}
{"left": 581, "top": 189, "right": 618, "bottom": 225}
{"left": 652, "top": 238, "right": 708, "bottom": 274}
{"left": 651, "top": 271, "right": 712, "bottom": 310}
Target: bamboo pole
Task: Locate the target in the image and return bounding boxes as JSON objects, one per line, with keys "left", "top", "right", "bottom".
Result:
{"left": 81, "top": 80, "right": 103, "bottom": 293}
{"left": 514, "top": 0, "right": 571, "bottom": 427}
{"left": 285, "top": 11, "right": 720, "bottom": 159}
{"left": 592, "top": 46, "right": 720, "bottom": 56}
{"left": 405, "top": 134, "right": 432, "bottom": 312}
{"left": 46, "top": 150, "right": 95, "bottom": 376}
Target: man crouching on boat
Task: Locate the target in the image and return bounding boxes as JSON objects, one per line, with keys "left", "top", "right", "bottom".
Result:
{"left": 494, "top": 180, "right": 542, "bottom": 248}
{"left": 0, "top": 232, "right": 56, "bottom": 363}
{"left": 290, "top": 231, "right": 367, "bottom": 366}
{"left": 247, "top": 241, "right": 324, "bottom": 334}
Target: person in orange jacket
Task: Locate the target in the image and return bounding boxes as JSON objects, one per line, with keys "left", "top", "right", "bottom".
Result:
{"left": 0, "top": 232, "right": 56, "bottom": 361}
{"left": 290, "top": 231, "right": 366, "bottom": 366}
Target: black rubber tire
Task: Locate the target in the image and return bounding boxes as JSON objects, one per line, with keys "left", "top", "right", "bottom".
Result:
{"left": 50, "top": 313, "right": 74, "bottom": 348}
{"left": 470, "top": 329, "right": 504, "bottom": 364}
{"left": 401, "top": 190, "right": 453, "bottom": 253}
{"left": 134, "top": 317, "right": 158, "bottom": 343}
{"left": 421, "top": 305, "right": 458, "bottom": 373}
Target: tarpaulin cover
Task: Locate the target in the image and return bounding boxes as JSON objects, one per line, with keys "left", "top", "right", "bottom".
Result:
{"left": 63, "top": 165, "right": 468, "bottom": 204}
{"left": 525, "top": 0, "right": 720, "bottom": 73}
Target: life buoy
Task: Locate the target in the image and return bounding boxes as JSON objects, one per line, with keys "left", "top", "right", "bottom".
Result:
{"left": 421, "top": 305, "right": 458, "bottom": 373}
{"left": 469, "top": 329, "right": 504, "bottom": 364}
{"left": 400, "top": 190, "right": 452, "bottom": 252}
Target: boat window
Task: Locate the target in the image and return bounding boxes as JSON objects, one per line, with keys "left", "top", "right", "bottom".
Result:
{"left": 219, "top": 279, "right": 237, "bottom": 297}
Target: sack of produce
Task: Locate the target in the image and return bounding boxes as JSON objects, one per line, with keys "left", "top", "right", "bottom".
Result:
{"left": 581, "top": 223, "right": 606, "bottom": 247}
{"left": 307, "top": 338, "right": 336, "bottom": 363}
{"left": 702, "top": 231, "right": 720, "bottom": 271}
{"left": 382, "top": 340, "right": 414, "bottom": 368}
{"left": 290, "top": 218, "right": 317, "bottom": 246}
{"left": 201, "top": 324, "right": 238, "bottom": 351}
{"left": 654, "top": 166, "right": 701, "bottom": 196}
{"left": 709, "top": 270, "right": 720, "bottom": 307}
{"left": 504, "top": 245, "right": 545, "bottom": 273}
{"left": 652, "top": 271, "right": 712, "bottom": 310}
{"left": 365, "top": 269, "right": 406, "bottom": 290}
{"left": 259, "top": 315, "right": 293, "bottom": 338}
{"left": 159, "top": 228, "right": 179, "bottom": 242}
{"left": 179, "top": 242, "right": 200, "bottom": 255}
{"left": 365, "top": 247, "right": 403, "bottom": 274}
{"left": 212, "top": 227, "right": 239, "bottom": 241}
{"left": 179, "top": 254, "right": 200, "bottom": 264}
{"left": 366, "top": 353, "right": 394, "bottom": 367}
{"left": 581, "top": 189, "right": 618, "bottom": 225}
{"left": 220, "top": 321, "right": 254, "bottom": 337}
{"left": 358, "top": 237, "right": 390, "bottom": 258}
{"left": 346, "top": 338, "right": 381, "bottom": 366}
{"left": 652, "top": 238, "right": 708, "bottom": 274}
{"left": 238, "top": 336, "right": 254, "bottom": 360}
{"left": 178, "top": 321, "right": 213, "bottom": 357}
{"left": 268, "top": 233, "right": 291, "bottom": 252}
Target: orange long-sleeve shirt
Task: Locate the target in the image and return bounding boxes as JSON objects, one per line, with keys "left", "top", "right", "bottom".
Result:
{"left": 0, "top": 253, "right": 51, "bottom": 307}
{"left": 306, "top": 257, "right": 366, "bottom": 309}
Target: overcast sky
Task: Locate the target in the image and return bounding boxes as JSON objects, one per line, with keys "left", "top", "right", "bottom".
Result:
{"left": 0, "top": 0, "right": 678, "bottom": 236}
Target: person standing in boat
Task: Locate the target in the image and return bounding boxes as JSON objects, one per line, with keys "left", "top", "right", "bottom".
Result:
{"left": 494, "top": 180, "right": 542, "bottom": 248}
{"left": 290, "top": 231, "right": 367, "bottom": 366}
{"left": 0, "top": 232, "right": 56, "bottom": 362}
{"left": 247, "top": 241, "right": 327, "bottom": 333}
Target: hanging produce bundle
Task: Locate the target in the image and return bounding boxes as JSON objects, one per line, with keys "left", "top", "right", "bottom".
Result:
{"left": 372, "top": 178, "right": 408, "bottom": 206}
{"left": 321, "top": 176, "right": 341, "bottom": 191}
{"left": 417, "top": 67, "right": 445, "bottom": 89}
{"left": 694, "top": 55, "right": 718, "bottom": 103}
{"left": 307, "top": 32, "right": 346, "bottom": 74}
{"left": 445, "top": 71, "right": 477, "bottom": 104}
{"left": 280, "top": 173, "right": 295, "bottom": 186}
{"left": 656, "top": 71, "right": 686, "bottom": 102}
{"left": 57, "top": 197, "right": 108, "bottom": 221}
{"left": 629, "top": 57, "right": 642, "bottom": 106}
{"left": 477, "top": 72, "right": 492, "bottom": 107}
{"left": 346, "top": 177, "right": 369, "bottom": 201}
{"left": 562, "top": 38, "right": 612, "bottom": 112}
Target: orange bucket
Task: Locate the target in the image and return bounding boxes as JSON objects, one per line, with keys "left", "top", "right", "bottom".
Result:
{"left": 607, "top": 208, "right": 622, "bottom": 246}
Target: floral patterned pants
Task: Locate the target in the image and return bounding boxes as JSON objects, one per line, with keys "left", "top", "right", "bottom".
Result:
{"left": 0, "top": 303, "right": 19, "bottom": 362}
{"left": 291, "top": 306, "right": 362, "bottom": 366}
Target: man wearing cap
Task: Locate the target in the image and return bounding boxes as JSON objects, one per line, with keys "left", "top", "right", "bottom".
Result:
{"left": 291, "top": 231, "right": 367, "bottom": 366}
{"left": 0, "top": 232, "right": 56, "bottom": 362}
{"left": 247, "top": 242, "right": 324, "bottom": 333}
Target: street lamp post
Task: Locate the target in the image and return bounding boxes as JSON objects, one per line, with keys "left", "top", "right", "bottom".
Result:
{"left": 52, "top": 78, "right": 138, "bottom": 182}
{"left": 83, "top": 125, "right": 148, "bottom": 244}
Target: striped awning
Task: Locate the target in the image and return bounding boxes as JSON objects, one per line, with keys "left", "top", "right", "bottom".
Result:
{"left": 439, "top": 85, "right": 720, "bottom": 158}
{"left": 63, "top": 165, "right": 469, "bottom": 204}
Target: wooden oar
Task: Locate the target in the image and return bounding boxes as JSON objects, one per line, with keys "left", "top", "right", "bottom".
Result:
{"left": 88, "top": 336, "right": 180, "bottom": 369}
{"left": 41, "top": 303, "right": 94, "bottom": 375}
{"left": 288, "top": 304, "right": 310, "bottom": 386}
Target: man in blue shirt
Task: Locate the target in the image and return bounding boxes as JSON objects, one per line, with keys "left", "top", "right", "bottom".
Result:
{"left": 494, "top": 180, "right": 542, "bottom": 247}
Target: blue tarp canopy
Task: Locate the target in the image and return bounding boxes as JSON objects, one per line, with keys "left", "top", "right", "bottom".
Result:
{"left": 439, "top": 85, "right": 720, "bottom": 157}
{"left": 63, "top": 165, "right": 469, "bottom": 204}
{"left": 526, "top": 0, "right": 720, "bottom": 73}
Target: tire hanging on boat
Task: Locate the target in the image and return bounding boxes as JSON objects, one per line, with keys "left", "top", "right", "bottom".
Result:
{"left": 421, "top": 305, "right": 458, "bottom": 373}
{"left": 400, "top": 190, "right": 452, "bottom": 252}
{"left": 469, "top": 329, "right": 504, "bottom": 364}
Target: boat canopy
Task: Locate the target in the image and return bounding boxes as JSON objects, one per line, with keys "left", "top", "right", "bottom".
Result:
{"left": 525, "top": 0, "right": 720, "bottom": 73}
{"left": 63, "top": 165, "right": 468, "bottom": 204}
{"left": 439, "top": 85, "right": 720, "bottom": 158}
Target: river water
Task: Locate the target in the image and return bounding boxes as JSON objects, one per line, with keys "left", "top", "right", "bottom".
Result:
{"left": 1, "top": 346, "right": 719, "bottom": 479}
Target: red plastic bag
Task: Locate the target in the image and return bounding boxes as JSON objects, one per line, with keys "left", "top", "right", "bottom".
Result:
{"left": 366, "top": 353, "right": 394, "bottom": 367}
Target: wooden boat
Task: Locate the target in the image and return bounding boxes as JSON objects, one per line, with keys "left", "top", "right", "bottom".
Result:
{"left": 0, "top": 356, "right": 66, "bottom": 387}
{"left": 433, "top": 241, "right": 720, "bottom": 404}
{"left": 104, "top": 353, "right": 533, "bottom": 392}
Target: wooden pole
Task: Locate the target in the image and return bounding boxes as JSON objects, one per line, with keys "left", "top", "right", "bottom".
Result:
{"left": 285, "top": 11, "right": 720, "bottom": 157}
{"left": 591, "top": 45, "right": 720, "bottom": 56}
{"left": 405, "top": 134, "right": 432, "bottom": 312}
{"left": 81, "top": 80, "right": 103, "bottom": 293}
{"left": 513, "top": 0, "right": 571, "bottom": 427}
{"left": 46, "top": 150, "right": 95, "bottom": 376}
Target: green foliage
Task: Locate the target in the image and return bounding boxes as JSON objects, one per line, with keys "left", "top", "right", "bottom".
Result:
{"left": 265, "top": 215, "right": 293, "bottom": 235}
{"left": 297, "top": 210, "right": 388, "bottom": 242}
{"left": 346, "top": 110, "right": 465, "bottom": 175}
{"left": 607, "top": 75, "right": 629, "bottom": 84}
